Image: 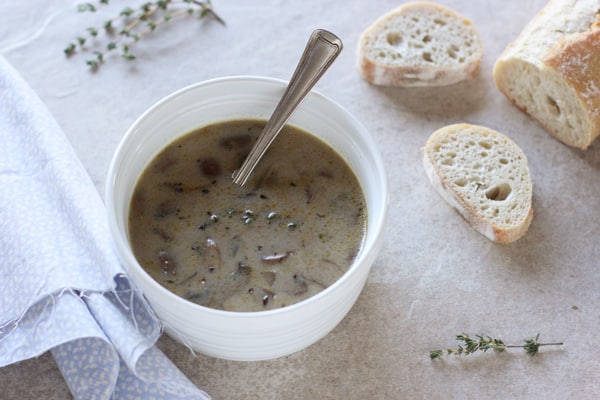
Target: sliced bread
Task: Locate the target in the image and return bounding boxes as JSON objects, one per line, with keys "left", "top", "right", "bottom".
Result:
{"left": 357, "top": 1, "right": 483, "bottom": 87}
{"left": 493, "top": 0, "right": 600, "bottom": 149}
{"left": 423, "top": 123, "right": 533, "bottom": 244}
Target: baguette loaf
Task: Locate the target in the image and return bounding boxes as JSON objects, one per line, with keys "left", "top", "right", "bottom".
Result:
{"left": 357, "top": 1, "right": 483, "bottom": 87}
{"left": 423, "top": 123, "right": 533, "bottom": 244}
{"left": 493, "top": 0, "right": 600, "bottom": 149}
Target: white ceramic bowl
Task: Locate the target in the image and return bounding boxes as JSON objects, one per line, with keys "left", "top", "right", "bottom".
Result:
{"left": 105, "top": 76, "right": 388, "bottom": 361}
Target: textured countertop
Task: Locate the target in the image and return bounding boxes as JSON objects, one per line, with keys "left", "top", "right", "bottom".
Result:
{"left": 2, "top": 0, "right": 599, "bottom": 398}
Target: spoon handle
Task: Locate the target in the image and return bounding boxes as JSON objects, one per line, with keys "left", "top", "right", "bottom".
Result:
{"left": 232, "top": 29, "right": 343, "bottom": 186}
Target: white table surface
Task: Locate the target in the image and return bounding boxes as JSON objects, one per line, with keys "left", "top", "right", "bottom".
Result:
{"left": 1, "top": 0, "right": 599, "bottom": 398}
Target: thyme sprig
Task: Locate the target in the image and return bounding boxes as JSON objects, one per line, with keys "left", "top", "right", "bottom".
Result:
{"left": 64, "top": 0, "right": 224, "bottom": 70}
{"left": 430, "top": 333, "right": 563, "bottom": 359}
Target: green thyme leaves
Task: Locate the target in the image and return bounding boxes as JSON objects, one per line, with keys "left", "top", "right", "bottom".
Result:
{"left": 65, "top": 0, "right": 224, "bottom": 71}
{"left": 430, "top": 333, "right": 563, "bottom": 359}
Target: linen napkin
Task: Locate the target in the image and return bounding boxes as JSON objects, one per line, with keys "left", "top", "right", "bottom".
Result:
{"left": 0, "top": 55, "right": 209, "bottom": 399}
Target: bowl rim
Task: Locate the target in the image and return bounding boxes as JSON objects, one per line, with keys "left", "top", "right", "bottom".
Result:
{"left": 105, "top": 75, "right": 389, "bottom": 318}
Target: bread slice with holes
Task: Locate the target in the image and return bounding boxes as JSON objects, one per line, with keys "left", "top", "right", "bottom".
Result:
{"left": 423, "top": 123, "right": 533, "bottom": 243}
{"left": 357, "top": 1, "right": 483, "bottom": 87}
{"left": 493, "top": 0, "right": 600, "bottom": 149}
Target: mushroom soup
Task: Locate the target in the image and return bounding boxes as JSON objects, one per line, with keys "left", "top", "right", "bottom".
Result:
{"left": 128, "top": 119, "right": 366, "bottom": 312}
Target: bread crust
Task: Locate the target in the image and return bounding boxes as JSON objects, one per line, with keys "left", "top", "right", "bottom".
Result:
{"left": 358, "top": 54, "right": 481, "bottom": 87}
{"left": 543, "top": 28, "right": 600, "bottom": 144}
{"left": 357, "top": 1, "right": 482, "bottom": 87}
{"left": 494, "top": 0, "right": 600, "bottom": 149}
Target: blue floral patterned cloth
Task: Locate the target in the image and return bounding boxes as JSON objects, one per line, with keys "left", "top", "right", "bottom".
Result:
{"left": 0, "top": 55, "right": 209, "bottom": 399}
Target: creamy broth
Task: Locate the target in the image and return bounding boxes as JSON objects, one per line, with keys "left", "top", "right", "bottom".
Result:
{"left": 128, "top": 119, "right": 366, "bottom": 312}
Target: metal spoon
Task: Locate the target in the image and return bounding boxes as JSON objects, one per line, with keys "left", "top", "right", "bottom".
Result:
{"left": 232, "top": 29, "right": 343, "bottom": 186}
